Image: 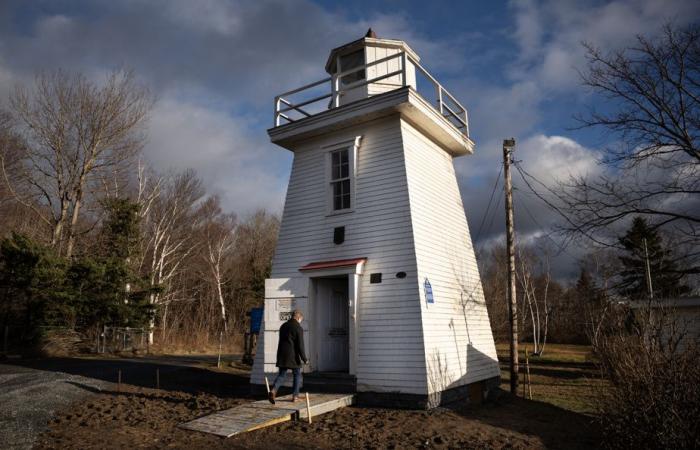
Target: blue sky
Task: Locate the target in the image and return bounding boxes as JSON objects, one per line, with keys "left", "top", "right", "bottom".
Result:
{"left": 1, "top": 0, "right": 699, "bottom": 279}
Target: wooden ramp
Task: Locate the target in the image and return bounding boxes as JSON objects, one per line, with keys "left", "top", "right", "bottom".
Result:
{"left": 179, "top": 393, "right": 354, "bottom": 438}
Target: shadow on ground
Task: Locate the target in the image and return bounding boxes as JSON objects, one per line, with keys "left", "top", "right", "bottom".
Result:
{"left": 4, "top": 355, "right": 254, "bottom": 399}
{"left": 453, "top": 389, "right": 601, "bottom": 449}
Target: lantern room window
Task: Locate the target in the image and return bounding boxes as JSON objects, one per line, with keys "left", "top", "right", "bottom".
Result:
{"left": 339, "top": 49, "right": 365, "bottom": 86}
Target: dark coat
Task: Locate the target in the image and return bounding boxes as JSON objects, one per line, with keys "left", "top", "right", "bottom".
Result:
{"left": 276, "top": 319, "right": 307, "bottom": 369}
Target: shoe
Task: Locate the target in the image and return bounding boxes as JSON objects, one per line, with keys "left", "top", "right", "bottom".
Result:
{"left": 268, "top": 391, "right": 276, "bottom": 404}
{"left": 292, "top": 395, "right": 299, "bottom": 402}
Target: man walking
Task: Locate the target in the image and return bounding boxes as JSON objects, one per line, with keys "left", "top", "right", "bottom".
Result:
{"left": 269, "top": 309, "right": 307, "bottom": 403}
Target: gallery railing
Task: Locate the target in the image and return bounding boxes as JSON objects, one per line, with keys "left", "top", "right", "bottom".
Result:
{"left": 273, "top": 51, "right": 470, "bottom": 138}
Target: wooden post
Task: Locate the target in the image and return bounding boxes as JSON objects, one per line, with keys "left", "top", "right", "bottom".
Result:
{"left": 156, "top": 368, "right": 160, "bottom": 390}
{"left": 522, "top": 347, "right": 527, "bottom": 398}
{"left": 264, "top": 376, "right": 270, "bottom": 394}
{"left": 526, "top": 351, "right": 532, "bottom": 400}
{"left": 503, "top": 138, "right": 519, "bottom": 395}
{"left": 217, "top": 331, "right": 223, "bottom": 368}
{"left": 118, "top": 369, "right": 122, "bottom": 393}
{"left": 305, "top": 392, "right": 312, "bottom": 424}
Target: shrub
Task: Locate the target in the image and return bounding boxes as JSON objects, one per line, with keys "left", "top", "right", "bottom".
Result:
{"left": 593, "top": 304, "right": 700, "bottom": 449}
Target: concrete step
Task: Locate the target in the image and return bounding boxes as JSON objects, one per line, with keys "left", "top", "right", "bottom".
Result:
{"left": 303, "top": 372, "right": 356, "bottom": 393}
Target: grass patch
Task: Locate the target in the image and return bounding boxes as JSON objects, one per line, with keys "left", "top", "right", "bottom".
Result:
{"left": 496, "top": 342, "right": 607, "bottom": 416}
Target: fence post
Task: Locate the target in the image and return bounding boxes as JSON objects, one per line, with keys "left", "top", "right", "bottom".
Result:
{"left": 3, "top": 325, "right": 8, "bottom": 354}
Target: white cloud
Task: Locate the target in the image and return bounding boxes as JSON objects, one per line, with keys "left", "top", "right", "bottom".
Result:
{"left": 517, "top": 134, "right": 600, "bottom": 183}
{"left": 158, "top": 0, "right": 243, "bottom": 36}
{"left": 145, "top": 95, "right": 290, "bottom": 215}
{"left": 509, "top": 0, "right": 700, "bottom": 90}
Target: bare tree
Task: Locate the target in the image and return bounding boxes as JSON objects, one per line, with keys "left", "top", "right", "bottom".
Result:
{"left": 197, "top": 196, "right": 237, "bottom": 365}
{"left": 516, "top": 246, "right": 551, "bottom": 356}
{"left": 198, "top": 196, "right": 237, "bottom": 333}
{"left": 6, "top": 69, "right": 152, "bottom": 256}
{"left": 140, "top": 169, "right": 204, "bottom": 343}
{"left": 0, "top": 111, "right": 35, "bottom": 238}
{"left": 518, "top": 25, "right": 699, "bottom": 275}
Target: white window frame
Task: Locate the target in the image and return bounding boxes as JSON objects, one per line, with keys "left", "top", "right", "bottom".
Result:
{"left": 324, "top": 136, "right": 361, "bottom": 216}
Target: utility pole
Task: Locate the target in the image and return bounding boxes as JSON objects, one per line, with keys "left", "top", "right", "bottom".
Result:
{"left": 503, "top": 138, "right": 519, "bottom": 395}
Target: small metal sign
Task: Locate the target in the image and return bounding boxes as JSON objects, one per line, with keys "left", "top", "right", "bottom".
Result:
{"left": 279, "top": 311, "right": 293, "bottom": 321}
{"left": 276, "top": 298, "right": 295, "bottom": 311}
{"left": 424, "top": 278, "right": 434, "bottom": 304}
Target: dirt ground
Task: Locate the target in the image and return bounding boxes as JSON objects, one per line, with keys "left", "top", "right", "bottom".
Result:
{"left": 24, "top": 346, "right": 602, "bottom": 449}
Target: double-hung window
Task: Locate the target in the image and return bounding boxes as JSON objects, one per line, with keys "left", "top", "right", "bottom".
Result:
{"left": 325, "top": 136, "right": 360, "bottom": 214}
{"left": 331, "top": 148, "right": 351, "bottom": 210}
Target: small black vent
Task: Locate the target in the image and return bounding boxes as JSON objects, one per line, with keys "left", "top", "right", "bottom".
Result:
{"left": 396, "top": 271, "right": 407, "bottom": 279}
{"left": 370, "top": 273, "right": 382, "bottom": 284}
{"left": 333, "top": 226, "right": 345, "bottom": 245}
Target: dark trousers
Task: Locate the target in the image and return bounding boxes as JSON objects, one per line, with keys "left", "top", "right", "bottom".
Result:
{"left": 272, "top": 367, "right": 301, "bottom": 396}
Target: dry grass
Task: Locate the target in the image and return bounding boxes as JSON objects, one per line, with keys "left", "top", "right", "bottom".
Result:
{"left": 150, "top": 331, "right": 245, "bottom": 356}
{"left": 495, "top": 342, "right": 607, "bottom": 416}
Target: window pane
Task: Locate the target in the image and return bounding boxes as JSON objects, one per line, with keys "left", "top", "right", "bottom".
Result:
{"left": 331, "top": 152, "right": 340, "bottom": 179}
{"left": 334, "top": 194, "right": 342, "bottom": 210}
{"left": 341, "top": 151, "right": 349, "bottom": 165}
{"left": 333, "top": 181, "right": 341, "bottom": 197}
{"left": 340, "top": 162, "right": 349, "bottom": 178}
{"left": 342, "top": 179, "right": 350, "bottom": 209}
{"left": 332, "top": 179, "right": 352, "bottom": 210}
{"left": 340, "top": 49, "right": 365, "bottom": 86}
{"left": 333, "top": 181, "right": 342, "bottom": 210}
{"left": 332, "top": 164, "right": 340, "bottom": 180}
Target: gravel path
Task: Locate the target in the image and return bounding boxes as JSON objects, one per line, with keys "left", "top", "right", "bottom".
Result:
{"left": 0, "top": 362, "right": 107, "bottom": 450}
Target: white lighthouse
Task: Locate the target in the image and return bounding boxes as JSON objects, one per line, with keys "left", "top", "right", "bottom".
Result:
{"left": 251, "top": 30, "right": 500, "bottom": 408}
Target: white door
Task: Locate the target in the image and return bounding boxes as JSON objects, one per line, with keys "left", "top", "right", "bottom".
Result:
{"left": 316, "top": 278, "right": 349, "bottom": 372}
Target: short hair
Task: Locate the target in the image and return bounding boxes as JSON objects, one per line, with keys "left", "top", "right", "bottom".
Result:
{"left": 292, "top": 309, "right": 304, "bottom": 320}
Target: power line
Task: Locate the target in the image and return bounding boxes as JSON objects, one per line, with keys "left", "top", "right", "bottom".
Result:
{"left": 513, "top": 161, "right": 614, "bottom": 249}
{"left": 474, "top": 165, "right": 503, "bottom": 244}
{"left": 513, "top": 189, "right": 578, "bottom": 259}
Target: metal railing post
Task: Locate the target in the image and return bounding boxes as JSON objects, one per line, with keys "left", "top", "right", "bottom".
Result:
{"left": 331, "top": 75, "right": 337, "bottom": 108}
{"left": 464, "top": 109, "right": 470, "bottom": 137}
{"left": 400, "top": 52, "right": 407, "bottom": 86}
{"left": 274, "top": 96, "right": 281, "bottom": 126}
{"left": 333, "top": 76, "right": 341, "bottom": 108}
{"left": 437, "top": 87, "right": 444, "bottom": 115}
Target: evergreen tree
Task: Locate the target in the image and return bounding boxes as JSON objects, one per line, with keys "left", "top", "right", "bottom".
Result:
{"left": 617, "top": 217, "right": 690, "bottom": 299}
{"left": 576, "top": 269, "right": 599, "bottom": 302}
{"left": 0, "top": 199, "right": 154, "bottom": 343}
{"left": 90, "top": 198, "right": 153, "bottom": 328}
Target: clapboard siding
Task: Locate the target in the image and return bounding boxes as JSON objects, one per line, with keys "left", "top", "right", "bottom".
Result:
{"left": 401, "top": 119, "right": 500, "bottom": 395}
{"left": 253, "top": 103, "right": 499, "bottom": 399}
{"left": 252, "top": 116, "right": 429, "bottom": 394}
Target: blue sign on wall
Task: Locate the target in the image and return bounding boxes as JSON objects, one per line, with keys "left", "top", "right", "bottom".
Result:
{"left": 250, "top": 307, "right": 263, "bottom": 334}
{"left": 424, "top": 279, "right": 434, "bottom": 304}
